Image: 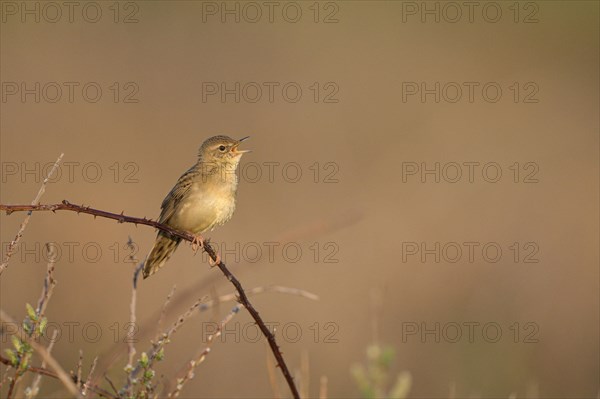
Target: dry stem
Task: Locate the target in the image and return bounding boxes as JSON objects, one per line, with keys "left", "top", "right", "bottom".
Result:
{"left": 1, "top": 201, "right": 301, "bottom": 399}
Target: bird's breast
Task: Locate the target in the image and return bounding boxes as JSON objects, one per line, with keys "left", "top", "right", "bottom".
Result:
{"left": 171, "top": 183, "right": 237, "bottom": 234}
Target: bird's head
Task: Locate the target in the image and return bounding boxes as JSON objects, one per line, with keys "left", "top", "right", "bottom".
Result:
{"left": 198, "top": 135, "right": 250, "bottom": 166}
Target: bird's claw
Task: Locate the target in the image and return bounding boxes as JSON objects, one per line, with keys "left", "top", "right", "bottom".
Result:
{"left": 191, "top": 235, "right": 204, "bottom": 253}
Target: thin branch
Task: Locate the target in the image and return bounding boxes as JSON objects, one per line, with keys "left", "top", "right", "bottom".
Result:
{"left": 0, "top": 310, "right": 82, "bottom": 399}
{"left": 111, "top": 285, "right": 316, "bottom": 396}
{"left": 36, "top": 244, "right": 57, "bottom": 318}
{"left": 133, "top": 296, "right": 206, "bottom": 379}
{"left": 26, "top": 330, "right": 59, "bottom": 399}
{"left": 212, "top": 253, "right": 301, "bottom": 398}
{"left": 102, "top": 208, "right": 348, "bottom": 377}
{"left": 199, "top": 286, "right": 319, "bottom": 311}
{"left": 6, "top": 367, "right": 18, "bottom": 399}
{"left": 0, "top": 356, "right": 114, "bottom": 399}
{"left": 125, "top": 240, "right": 140, "bottom": 398}
{"left": 0, "top": 201, "right": 301, "bottom": 399}
{"left": 0, "top": 363, "right": 13, "bottom": 389}
{"left": 103, "top": 374, "right": 120, "bottom": 398}
{"left": 1, "top": 201, "right": 193, "bottom": 240}
{"left": 266, "top": 343, "right": 283, "bottom": 399}
{"left": 122, "top": 292, "right": 209, "bottom": 397}
{"left": 155, "top": 285, "right": 177, "bottom": 341}
{"left": 167, "top": 304, "right": 242, "bottom": 398}
{"left": 74, "top": 350, "right": 83, "bottom": 391}
{"left": 19, "top": 206, "right": 353, "bottom": 396}
{"left": 0, "top": 153, "right": 63, "bottom": 275}
{"left": 1, "top": 356, "right": 57, "bottom": 379}
{"left": 81, "top": 356, "right": 98, "bottom": 397}
{"left": 7, "top": 246, "right": 60, "bottom": 399}
{"left": 25, "top": 248, "right": 59, "bottom": 399}
{"left": 96, "top": 285, "right": 317, "bottom": 387}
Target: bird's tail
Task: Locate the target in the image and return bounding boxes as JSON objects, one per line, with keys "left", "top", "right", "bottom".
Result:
{"left": 143, "top": 232, "right": 181, "bottom": 279}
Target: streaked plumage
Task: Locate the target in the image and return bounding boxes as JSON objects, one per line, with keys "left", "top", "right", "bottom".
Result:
{"left": 143, "top": 135, "right": 249, "bottom": 278}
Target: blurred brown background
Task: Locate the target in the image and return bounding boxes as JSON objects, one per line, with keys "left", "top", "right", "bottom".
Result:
{"left": 1, "top": 1, "right": 598, "bottom": 398}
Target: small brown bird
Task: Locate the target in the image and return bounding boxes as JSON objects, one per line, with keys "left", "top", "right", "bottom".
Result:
{"left": 143, "top": 135, "right": 250, "bottom": 278}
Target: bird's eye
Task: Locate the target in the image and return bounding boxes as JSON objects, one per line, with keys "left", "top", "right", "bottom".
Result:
{"left": 219, "top": 145, "right": 226, "bottom": 152}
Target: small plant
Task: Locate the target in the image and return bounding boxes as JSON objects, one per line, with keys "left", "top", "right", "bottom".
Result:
{"left": 351, "top": 343, "right": 411, "bottom": 399}
{"left": 4, "top": 303, "right": 42, "bottom": 379}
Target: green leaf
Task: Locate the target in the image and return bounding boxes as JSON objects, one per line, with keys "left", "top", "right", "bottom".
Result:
{"left": 11, "top": 336, "right": 22, "bottom": 353}
{"left": 143, "top": 369, "right": 155, "bottom": 381}
{"left": 38, "top": 317, "right": 48, "bottom": 335}
{"left": 21, "top": 355, "right": 29, "bottom": 369}
{"left": 379, "top": 346, "right": 395, "bottom": 369}
{"left": 139, "top": 352, "right": 149, "bottom": 368}
{"left": 25, "top": 303, "right": 37, "bottom": 321}
{"left": 23, "top": 321, "right": 33, "bottom": 335}
{"left": 4, "top": 349, "right": 18, "bottom": 366}
{"left": 22, "top": 342, "right": 32, "bottom": 354}
{"left": 351, "top": 364, "right": 374, "bottom": 398}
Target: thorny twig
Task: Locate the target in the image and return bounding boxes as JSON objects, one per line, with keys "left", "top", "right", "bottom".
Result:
{"left": 266, "top": 344, "right": 283, "bottom": 399}
{"left": 0, "top": 153, "right": 63, "bottom": 276}
{"left": 93, "top": 211, "right": 351, "bottom": 381}
{"left": 0, "top": 201, "right": 302, "bottom": 399}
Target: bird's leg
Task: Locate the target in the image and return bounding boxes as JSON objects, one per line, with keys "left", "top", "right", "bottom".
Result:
{"left": 191, "top": 235, "right": 204, "bottom": 253}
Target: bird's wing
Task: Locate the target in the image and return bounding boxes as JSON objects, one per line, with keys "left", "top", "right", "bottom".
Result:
{"left": 159, "top": 166, "right": 198, "bottom": 223}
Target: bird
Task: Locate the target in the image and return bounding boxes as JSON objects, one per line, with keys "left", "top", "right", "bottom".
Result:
{"left": 143, "top": 135, "right": 250, "bottom": 279}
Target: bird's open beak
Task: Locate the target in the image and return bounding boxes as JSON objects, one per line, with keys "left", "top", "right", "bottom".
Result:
{"left": 233, "top": 136, "right": 251, "bottom": 153}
